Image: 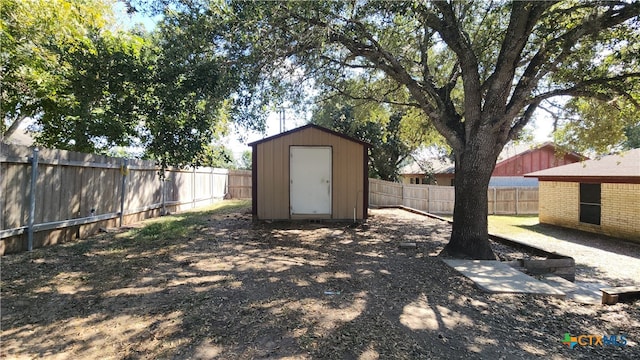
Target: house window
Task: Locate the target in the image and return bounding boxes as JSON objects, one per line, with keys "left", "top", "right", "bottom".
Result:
{"left": 579, "top": 183, "right": 601, "bottom": 225}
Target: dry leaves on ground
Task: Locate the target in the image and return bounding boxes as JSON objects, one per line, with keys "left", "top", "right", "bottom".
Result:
{"left": 1, "top": 202, "right": 638, "bottom": 359}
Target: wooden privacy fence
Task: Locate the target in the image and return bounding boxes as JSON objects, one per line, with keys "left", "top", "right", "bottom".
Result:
{"left": 369, "top": 178, "right": 538, "bottom": 215}
{"left": 228, "top": 169, "right": 252, "bottom": 199}
{"left": 0, "top": 143, "right": 242, "bottom": 255}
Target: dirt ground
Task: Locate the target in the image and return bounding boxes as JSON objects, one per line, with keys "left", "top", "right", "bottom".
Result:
{"left": 1, "top": 201, "right": 639, "bottom": 359}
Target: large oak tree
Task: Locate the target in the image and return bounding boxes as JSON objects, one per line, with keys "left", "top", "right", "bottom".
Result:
{"left": 215, "top": 1, "right": 639, "bottom": 259}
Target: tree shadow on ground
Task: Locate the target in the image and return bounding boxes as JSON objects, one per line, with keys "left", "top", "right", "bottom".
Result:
{"left": 1, "top": 205, "right": 638, "bottom": 359}
{"left": 517, "top": 223, "right": 640, "bottom": 260}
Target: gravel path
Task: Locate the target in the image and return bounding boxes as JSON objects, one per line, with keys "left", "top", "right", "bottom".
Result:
{"left": 487, "top": 217, "right": 640, "bottom": 286}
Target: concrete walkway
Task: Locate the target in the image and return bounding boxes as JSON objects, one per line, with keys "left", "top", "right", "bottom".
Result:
{"left": 539, "top": 275, "right": 604, "bottom": 305}
{"left": 443, "top": 259, "right": 565, "bottom": 298}
{"left": 443, "top": 260, "right": 607, "bottom": 304}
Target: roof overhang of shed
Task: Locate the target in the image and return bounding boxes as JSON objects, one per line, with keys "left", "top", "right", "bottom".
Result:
{"left": 248, "top": 124, "right": 371, "bottom": 148}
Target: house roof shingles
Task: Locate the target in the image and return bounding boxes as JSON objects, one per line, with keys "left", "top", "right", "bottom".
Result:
{"left": 400, "top": 158, "right": 455, "bottom": 175}
{"left": 525, "top": 148, "right": 640, "bottom": 184}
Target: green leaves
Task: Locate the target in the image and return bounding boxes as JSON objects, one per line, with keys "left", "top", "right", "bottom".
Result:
{"left": 33, "top": 29, "right": 153, "bottom": 153}
{"left": 1, "top": 0, "right": 111, "bottom": 135}
{"left": 138, "top": 8, "right": 234, "bottom": 168}
{"left": 4, "top": 0, "right": 638, "bottom": 172}
{"left": 310, "top": 82, "right": 446, "bottom": 181}
{"left": 2, "top": 0, "right": 237, "bottom": 169}
{"left": 554, "top": 96, "right": 640, "bottom": 154}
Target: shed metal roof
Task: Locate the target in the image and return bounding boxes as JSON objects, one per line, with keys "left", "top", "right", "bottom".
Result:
{"left": 248, "top": 124, "right": 371, "bottom": 147}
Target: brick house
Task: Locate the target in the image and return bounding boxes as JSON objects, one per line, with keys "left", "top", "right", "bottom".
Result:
{"left": 525, "top": 148, "right": 640, "bottom": 243}
{"left": 400, "top": 157, "right": 455, "bottom": 186}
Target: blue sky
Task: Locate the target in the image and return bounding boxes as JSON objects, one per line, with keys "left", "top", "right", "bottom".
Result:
{"left": 112, "top": 3, "right": 161, "bottom": 31}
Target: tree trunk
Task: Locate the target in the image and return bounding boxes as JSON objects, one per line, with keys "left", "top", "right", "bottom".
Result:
{"left": 442, "top": 137, "right": 499, "bottom": 260}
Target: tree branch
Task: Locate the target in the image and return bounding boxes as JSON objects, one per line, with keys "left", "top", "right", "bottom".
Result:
{"left": 528, "top": 72, "right": 640, "bottom": 105}
{"left": 506, "top": 1, "right": 640, "bottom": 119}
{"left": 505, "top": 101, "right": 540, "bottom": 145}
{"left": 325, "top": 83, "right": 421, "bottom": 109}
{"left": 430, "top": 1, "right": 484, "bottom": 145}
{"left": 483, "top": 1, "right": 555, "bottom": 118}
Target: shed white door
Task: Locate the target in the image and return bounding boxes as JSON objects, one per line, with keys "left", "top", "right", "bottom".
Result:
{"left": 290, "top": 146, "right": 332, "bottom": 215}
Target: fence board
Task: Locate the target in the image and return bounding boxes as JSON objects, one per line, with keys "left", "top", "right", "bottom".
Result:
{"left": 369, "top": 179, "right": 403, "bottom": 207}
{"left": 428, "top": 186, "right": 455, "bottom": 214}
{"left": 229, "top": 170, "right": 251, "bottom": 199}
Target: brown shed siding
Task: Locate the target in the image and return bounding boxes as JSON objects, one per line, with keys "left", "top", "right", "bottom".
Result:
{"left": 252, "top": 126, "right": 367, "bottom": 221}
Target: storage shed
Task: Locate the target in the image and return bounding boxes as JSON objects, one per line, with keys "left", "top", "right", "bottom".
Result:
{"left": 249, "top": 124, "right": 370, "bottom": 221}
{"left": 525, "top": 148, "right": 640, "bottom": 243}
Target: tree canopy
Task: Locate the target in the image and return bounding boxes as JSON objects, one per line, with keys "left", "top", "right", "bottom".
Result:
{"left": 310, "top": 85, "right": 447, "bottom": 181}
{"left": 553, "top": 96, "right": 640, "bottom": 154}
{"left": 1, "top": 0, "right": 115, "bottom": 140}
{"left": 210, "top": 0, "right": 640, "bottom": 258}
{"left": 1, "top": 0, "right": 238, "bottom": 168}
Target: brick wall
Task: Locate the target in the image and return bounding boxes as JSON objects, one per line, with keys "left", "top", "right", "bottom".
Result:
{"left": 539, "top": 181, "right": 640, "bottom": 243}
{"left": 601, "top": 183, "right": 640, "bottom": 241}
{"left": 538, "top": 181, "right": 579, "bottom": 226}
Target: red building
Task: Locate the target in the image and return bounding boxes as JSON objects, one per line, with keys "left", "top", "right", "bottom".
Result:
{"left": 489, "top": 142, "right": 585, "bottom": 187}
{"left": 492, "top": 142, "right": 585, "bottom": 177}
{"left": 401, "top": 142, "right": 586, "bottom": 187}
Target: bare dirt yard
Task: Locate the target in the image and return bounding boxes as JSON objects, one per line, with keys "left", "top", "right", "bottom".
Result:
{"left": 2, "top": 201, "right": 639, "bottom": 359}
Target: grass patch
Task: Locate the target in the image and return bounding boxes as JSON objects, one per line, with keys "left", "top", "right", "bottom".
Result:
{"left": 131, "top": 199, "right": 251, "bottom": 242}
{"left": 91, "top": 199, "right": 252, "bottom": 252}
{"left": 180, "top": 199, "right": 251, "bottom": 217}
{"left": 488, "top": 215, "right": 539, "bottom": 237}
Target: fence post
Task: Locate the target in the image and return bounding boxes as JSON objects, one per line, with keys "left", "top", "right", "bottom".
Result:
{"left": 27, "top": 148, "right": 39, "bottom": 251}
{"left": 493, "top": 187, "right": 497, "bottom": 215}
{"left": 161, "top": 169, "right": 166, "bottom": 215}
{"left": 515, "top": 187, "right": 519, "bottom": 215}
{"left": 119, "top": 158, "right": 128, "bottom": 227}
{"left": 192, "top": 167, "right": 197, "bottom": 208}
{"left": 401, "top": 183, "right": 406, "bottom": 207}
